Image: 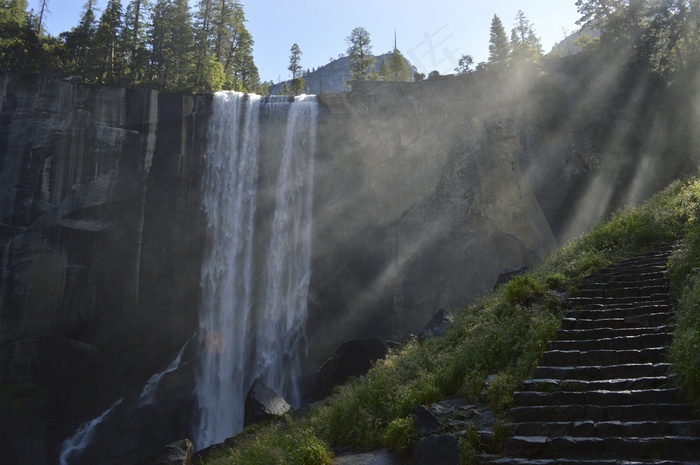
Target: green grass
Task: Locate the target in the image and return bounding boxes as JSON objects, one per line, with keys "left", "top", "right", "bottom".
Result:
{"left": 202, "top": 178, "right": 700, "bottom": 464}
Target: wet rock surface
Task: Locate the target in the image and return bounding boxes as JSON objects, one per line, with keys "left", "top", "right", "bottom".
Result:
{"left": 244, "top": 378, "right": 292, "bottom": 427}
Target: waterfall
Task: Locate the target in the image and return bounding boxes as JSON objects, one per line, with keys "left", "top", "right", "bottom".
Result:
{"left": 194, "top": 92, "right": 318, "bottom": 449}
{"left": 139, "top": 337, "right": 193, "bottom": 405}
{"left": 58, "top": 398, "right": 123, "bottom": 465}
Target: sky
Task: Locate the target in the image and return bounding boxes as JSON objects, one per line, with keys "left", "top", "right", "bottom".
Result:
{"left": 41, "top": 0, "right": 583, "bottom": 83}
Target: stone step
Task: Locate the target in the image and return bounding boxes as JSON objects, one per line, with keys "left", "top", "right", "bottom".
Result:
{"left": 506, "top": 435, "right": 700, "bottom": 461}
{"left": 566, "top": 304, "right": 675, "bottom": 320}
{"left": 581, "top": 276, "right": 669, "bottom": 290}
{"left": 568, "top": 294, "right": 672, "bottom": 307}
{"left": 512, "top": 388, "right": 679, "bottom": 406}
{"left": 519, "top": 376, "right": 673, "bottom": 392}
{"left": 488, "top": 458, "right": 690, "bottom": 465}
{"left": 512, "top": 420, "right": 700, "bottom": 437}
{"left": 533, "top": 363, "right": 671, "bottom": 381}
{"left": 570, "top": 301, "right": 675, "bottom": 312}
{"left": 510, "top": 403, "right": 698, "bottom": 423}
{"left": 586, "top": 267, "right": 669, "bottom": 283}
{"left": 560, "top": 312, "right": 673, "bottom": 330}
{"left": 555, "top": 325, "right": 672, "bottom": 341}
{"left": 541, "top": 348, "right": 668, "bottom": 367}
{"left": 551, "top": 332, "right": 673, "bottom": 351}
{"left": 575, "top": 285, "right": 670, "bottom": 299}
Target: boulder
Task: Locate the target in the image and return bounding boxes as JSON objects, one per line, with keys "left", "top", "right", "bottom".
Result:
{"left": 243, "top": 379, "right": 291, "bottom": 427}
{"left": 412, "top": 433, "right": 460, "bottom": 465}
{"left": 313, "top": 339, "right": 393, "bottom": 400}
{"left": 412, "top": 405, "right": 441, "bottom": 435}
{"left": 493, "top": 266, "right": 530, "bottom": 289}
{"left": 418, "top": 309, "right": 453, "bottom": 340}
{"left": 134, "top": 439, "right": 193, "bottom": 465}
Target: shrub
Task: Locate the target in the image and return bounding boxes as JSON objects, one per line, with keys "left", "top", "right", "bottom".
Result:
{"left": 384, "top": 416, "right": 418, "bottom": 457}
{"left": 205, "top": 423, "right": 333, "bottom": 465}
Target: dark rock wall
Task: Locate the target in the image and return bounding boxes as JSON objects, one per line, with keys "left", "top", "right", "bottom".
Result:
{"left": 0, "top": 74, "right": 211, "bottom": 464}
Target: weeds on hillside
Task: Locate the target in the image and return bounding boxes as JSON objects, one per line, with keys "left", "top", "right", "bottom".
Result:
{"left": 669, "top": 190, "right": 700, "bottom": 407}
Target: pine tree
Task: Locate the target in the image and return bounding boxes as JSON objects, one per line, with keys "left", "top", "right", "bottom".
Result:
{"left": 192, "top": 0, "right": 216, "bottom": 90}
{"left": 36, "top": 0, "right": 49, "bottom": 35}
{"left": 488, "top": 14, "right": 510, "bottom": 66}
{"left": 388, "top": 47, "right": 410, "bottom": 81}
{"left": 211, "top": 0, "right": 260, "bottom": 92}
{"left": 87, "top": 0, "right": 124, "bottom": 83}
{"left": 0, "top": 0, "right": 28, "bottom": 69}
{"left": 288, "top": 43, "right": 302, "bottom": 79}
{"left": 123, "top": 0, "right": 150, "bottom": 84}
{"left": 346, "top": 26, "right": 377, "bottom": 86}
{"left": 287, "top": 43, "right": 304, "bottom": 95}
{"left": 510, "top": 10, "right": 543, "bottom": 64}
{"left": 149, "top": 0, "right": 194, "bottom": 91}
{"left": 60, "top": 0, "right": 98, "bottom": 76}
{"left": 379, "top": 56, "right": 390, "bottom": 80}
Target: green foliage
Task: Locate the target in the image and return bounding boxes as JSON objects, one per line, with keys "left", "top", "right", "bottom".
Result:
{"left": 668, "top": 184, "right": 700, "bottom": 406}
{"left": 345, "top": 26, "right": 376, "bottom": 86}
{"left": 488, "top": 14, "right": 510, "bottom": 66}
{"left": 314, "top": 341, "right": 442, "bottom": 448}
{"left": 86, "top": 0, "right": 125, "bottom": 84}
{"left": 501, "top": 275, "right": 544, "bottom": 306}
{"left": 288, "top": 43, "right": 302, "bottom": 79}
{"left": 510, "top": 10, "right": 543, "bottom": 64}
{"left": 459, "top": 426, "right": 481, "bottom": 465}
{"left": 291, "top": 77, "right": 305, "bottom": 95}
{"left": 383, "top": 416, "right": 418, "bottom": 456}
{"left": 388, "top": 48, "right": 410, "bottom": 81}
{"left": 2, "top": 0, "right": 260, "bottom": 93}
{"left": 576, "top": 0, "right": 700, "bottom": 79}
{"left": 379, "top": 57, "right": 390, "bottom": 80}
{"left": 454, "top": 54, "right": 474, "bottom": 74}
{"left": 204, "top": 423, "right": 332, "bottom": 465}
{"left": 484, "top": 372, "right": 516, "bottom": 413}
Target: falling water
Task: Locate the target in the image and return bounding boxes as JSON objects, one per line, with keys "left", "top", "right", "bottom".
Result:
{"left": 58, "top": 398, "right": 124, "bottom": 465}
{"left": 139, "top": 337, "right": 193, "bottom": 405}
{"left": 194, "top": 92, "right": 318, "bottom": 449}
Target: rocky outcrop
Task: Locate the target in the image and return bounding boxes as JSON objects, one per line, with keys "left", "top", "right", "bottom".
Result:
{"left": 134, "top": 439, "right": 194, "bottom": 465}
{"left": 269, "top": 53, "right": 419, "bottom": 95}
{"left": 243, "top": 378, "right": 292, "bottom": 427}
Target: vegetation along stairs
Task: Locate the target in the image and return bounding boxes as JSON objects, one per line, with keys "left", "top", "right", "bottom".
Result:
{"left": 489, "top": 245, "right": 700, "bottom": 464}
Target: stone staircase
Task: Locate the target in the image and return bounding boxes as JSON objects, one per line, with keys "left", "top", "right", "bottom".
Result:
{"left": 489, "top": 245, "right": 700, "bottom": 464}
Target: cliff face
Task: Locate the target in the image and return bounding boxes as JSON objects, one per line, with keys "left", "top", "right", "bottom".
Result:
{"left": 0, "top": 74, "right": 210, "bottom": 464}
{"left": 307, "top": 79, "right": 558, "bottom": 366}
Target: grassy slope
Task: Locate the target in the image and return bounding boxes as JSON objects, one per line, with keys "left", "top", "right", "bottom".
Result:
{"left": 203, "top": 178, "right": 700, "bottom": 465}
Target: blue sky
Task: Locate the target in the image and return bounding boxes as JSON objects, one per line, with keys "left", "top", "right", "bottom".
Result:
{"left": 42, "top": 0, "right": 582, "bottom": 83}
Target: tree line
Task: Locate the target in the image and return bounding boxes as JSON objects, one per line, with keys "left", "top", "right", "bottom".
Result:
{"left": 3, "top": 0, "right": 698, "bottom": 95}
{"left": 0, "top": 0, "right": 263, "bottom": 93}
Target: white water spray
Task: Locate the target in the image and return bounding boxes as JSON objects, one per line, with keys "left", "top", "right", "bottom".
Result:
{"left": 194, "top": 92, "right": 318, "bottom": 448}
{"left": 58, "top": 398, "right": 123, "bottom": 465}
